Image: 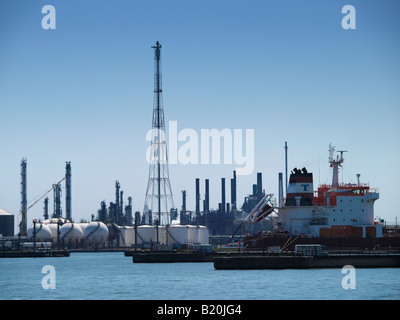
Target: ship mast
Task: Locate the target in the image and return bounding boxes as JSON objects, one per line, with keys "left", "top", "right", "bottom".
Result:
{"left": 329, "top": 143, "right": 347, "bottom": 188}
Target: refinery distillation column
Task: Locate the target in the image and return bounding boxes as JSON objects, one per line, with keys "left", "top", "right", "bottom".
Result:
{"left": 144, "top": 41, "right": 175, "bottom": 243}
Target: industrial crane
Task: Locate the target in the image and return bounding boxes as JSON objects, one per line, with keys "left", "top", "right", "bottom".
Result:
{"left": 19, "top": 176, "right": 66, "bottom": 236}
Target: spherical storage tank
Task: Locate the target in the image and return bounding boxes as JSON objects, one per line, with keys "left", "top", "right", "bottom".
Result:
{"left": 60, "top": 222, "right": 83, "bottom": 244}
{"left": 84, "top": 221, "right": 108, "bottom": 246}
{"left": 27, "top": 223, "right": 52, "bottom": 242}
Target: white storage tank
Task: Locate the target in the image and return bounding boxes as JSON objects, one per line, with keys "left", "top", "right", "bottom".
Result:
{"left": 27, "top": 222, "right": 52, "bottom": 242}
{"left": 137, "top": 225, "right": 156, "bottom": 244}
{"left": 197, "top": 226, "right": 209, "bottom": 245}
{"left": 60, "top": 222, "right": 83, "bottom": 245}
{"left": 119, "top": 226, "right": 135, "bottom": 247}
{"left": 84, "top": 221, "right": 109, "bottom": 246}
{"left": 166, "top": 225, "right": 189, "bottom": 245}
{"left": 158, "top": 226, "right": 168, "bottom": 245}
{"left": 42, "top": 218, "right": 67, "bottom": 243}
{"left": 78, "top": 222, "right": 89, "bottom": 236}
{"left": 187, "top": 225, "right": 198, "bottom": 245}
{"left": 45, "top": 223, "right": 59, "bottom": 243}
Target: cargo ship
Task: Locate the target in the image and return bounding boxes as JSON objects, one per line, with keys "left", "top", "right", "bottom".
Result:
{"left": 244, "top": 144, "right": 400, "bottom": 251}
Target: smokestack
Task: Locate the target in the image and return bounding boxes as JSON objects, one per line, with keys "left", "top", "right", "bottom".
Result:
{"left": 257, "top": 172, "right": 263, "bottom": 201}
{"left": 205, "top": 179, "right": 209, "bottom": 213}
{"left": 65, "top": 162, "right": 72, "bottom": 221}
{"left": 115, "top": 181, "right": 120, "bottom": 222}
{"left": 195, "top": 178, "right": 200, "bottom": 217}
{"left": 120, "top": 190, "right": 124, "bottom": 225}
{"left": 181, "top": 190, "right": 186, "bottom": 225}
{"left": 230, "top": 171, "right": 237, "bottom": 211}
{"left": 221, "top": 178, "right": 226, "bottom": 214}
{"left": 278, "top": 172, "right": 283, "bottom": 207}
{"left": 134, "top": 211, "right": 141, "bottom": 251}
{"left": 43, "top": 197, "right": 49, "bottom": 220}
{"left": 285, "top": 141, "right": 288, "bottom": 196}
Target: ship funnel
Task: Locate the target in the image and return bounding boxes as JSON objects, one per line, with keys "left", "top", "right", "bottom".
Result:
{"left": 285, "top": 167, "right": 314, "bottom": 206}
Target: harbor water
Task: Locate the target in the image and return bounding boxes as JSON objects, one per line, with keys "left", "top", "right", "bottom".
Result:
{"left": 0, "top": 252, "right": 399, "bottom": 300}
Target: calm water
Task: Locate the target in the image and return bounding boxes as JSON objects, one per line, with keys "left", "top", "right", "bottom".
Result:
{"left": 0, "top": 252, "right": 399, "bottom": 300}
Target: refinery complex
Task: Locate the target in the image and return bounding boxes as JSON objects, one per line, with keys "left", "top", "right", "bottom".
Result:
{"left": 1, "top": 41, "right": 399, "bottom": 256}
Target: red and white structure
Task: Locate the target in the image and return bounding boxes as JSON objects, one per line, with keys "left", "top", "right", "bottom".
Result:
{"left": 273, "top": 144, "right": 381, "bottom": 238}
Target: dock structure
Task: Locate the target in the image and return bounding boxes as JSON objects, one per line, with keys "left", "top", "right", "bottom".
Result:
{"left": 214, "top": 253, "right": 400, "bottom": 270}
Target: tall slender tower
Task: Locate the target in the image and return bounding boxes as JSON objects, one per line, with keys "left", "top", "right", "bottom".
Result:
{"left": 20, "top": 158, "right": 27, "bottom": 236}
{"left": 65, "top": 162, "right": 72, "bottom": 221}
{"left": 144, "top": 41, "right": 174, "bottom": 230}
{"left": 53, "top": 183, "right": 62, "bottom": 218}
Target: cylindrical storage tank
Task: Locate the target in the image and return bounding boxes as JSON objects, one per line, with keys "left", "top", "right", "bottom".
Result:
{"left": 187, "top": 225, "right": 198, "bottom": 245}
{"left": 84, "top": 221, "right": 109, "bottom": 246}
{"left": 45, "top": 223, "right": 59, "bottom": 243}
{"left": 27, "top": 223, "right": 52, "bottom": 242}
{"left": 166, "top": 225, "right": 188, "bottom": 245}
{"left": 59, "top": 222, "right": 83, "bottom": 246}
{"left": 0, "top": 209, "right": 14, "bottom": 236}
{"left": 119, "top": 226, "right": 135, "bottom": 247}
{"left": 42, "top": 219, "right": 66, "bottom": 244}
{"left": 158, "top": 226, "right": 168, "bottom": 246}
{"left": 137, "top": 225, "right": 156, "bottom": 243}
{"left": 78, "top": 223, "right": 89, "bottom": 236}
{"left": 197, "top": 226, "right": 209, "bottom": 245}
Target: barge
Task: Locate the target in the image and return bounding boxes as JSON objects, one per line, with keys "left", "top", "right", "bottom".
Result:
{"left": 214, "top": 252, "right": 400, "bottom": 269}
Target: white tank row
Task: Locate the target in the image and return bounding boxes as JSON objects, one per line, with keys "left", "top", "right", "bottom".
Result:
{"left": 119, "top": 225, "right": 209, "bottom": 247}
{"left": 26, "top": 220, "right": 109, "bottom": 246}
{"left": 26, "top": 221, "right": 209, "bottom": 248}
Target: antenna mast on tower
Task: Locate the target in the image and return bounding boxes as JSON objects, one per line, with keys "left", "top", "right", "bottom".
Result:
{"left": 144, "top": 41, "right": 175, "bottom": 235}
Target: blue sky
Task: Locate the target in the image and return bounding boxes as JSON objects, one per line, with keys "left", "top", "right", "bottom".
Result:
{"left": 1, "top": 0, "right": 399, "bottom": 230}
